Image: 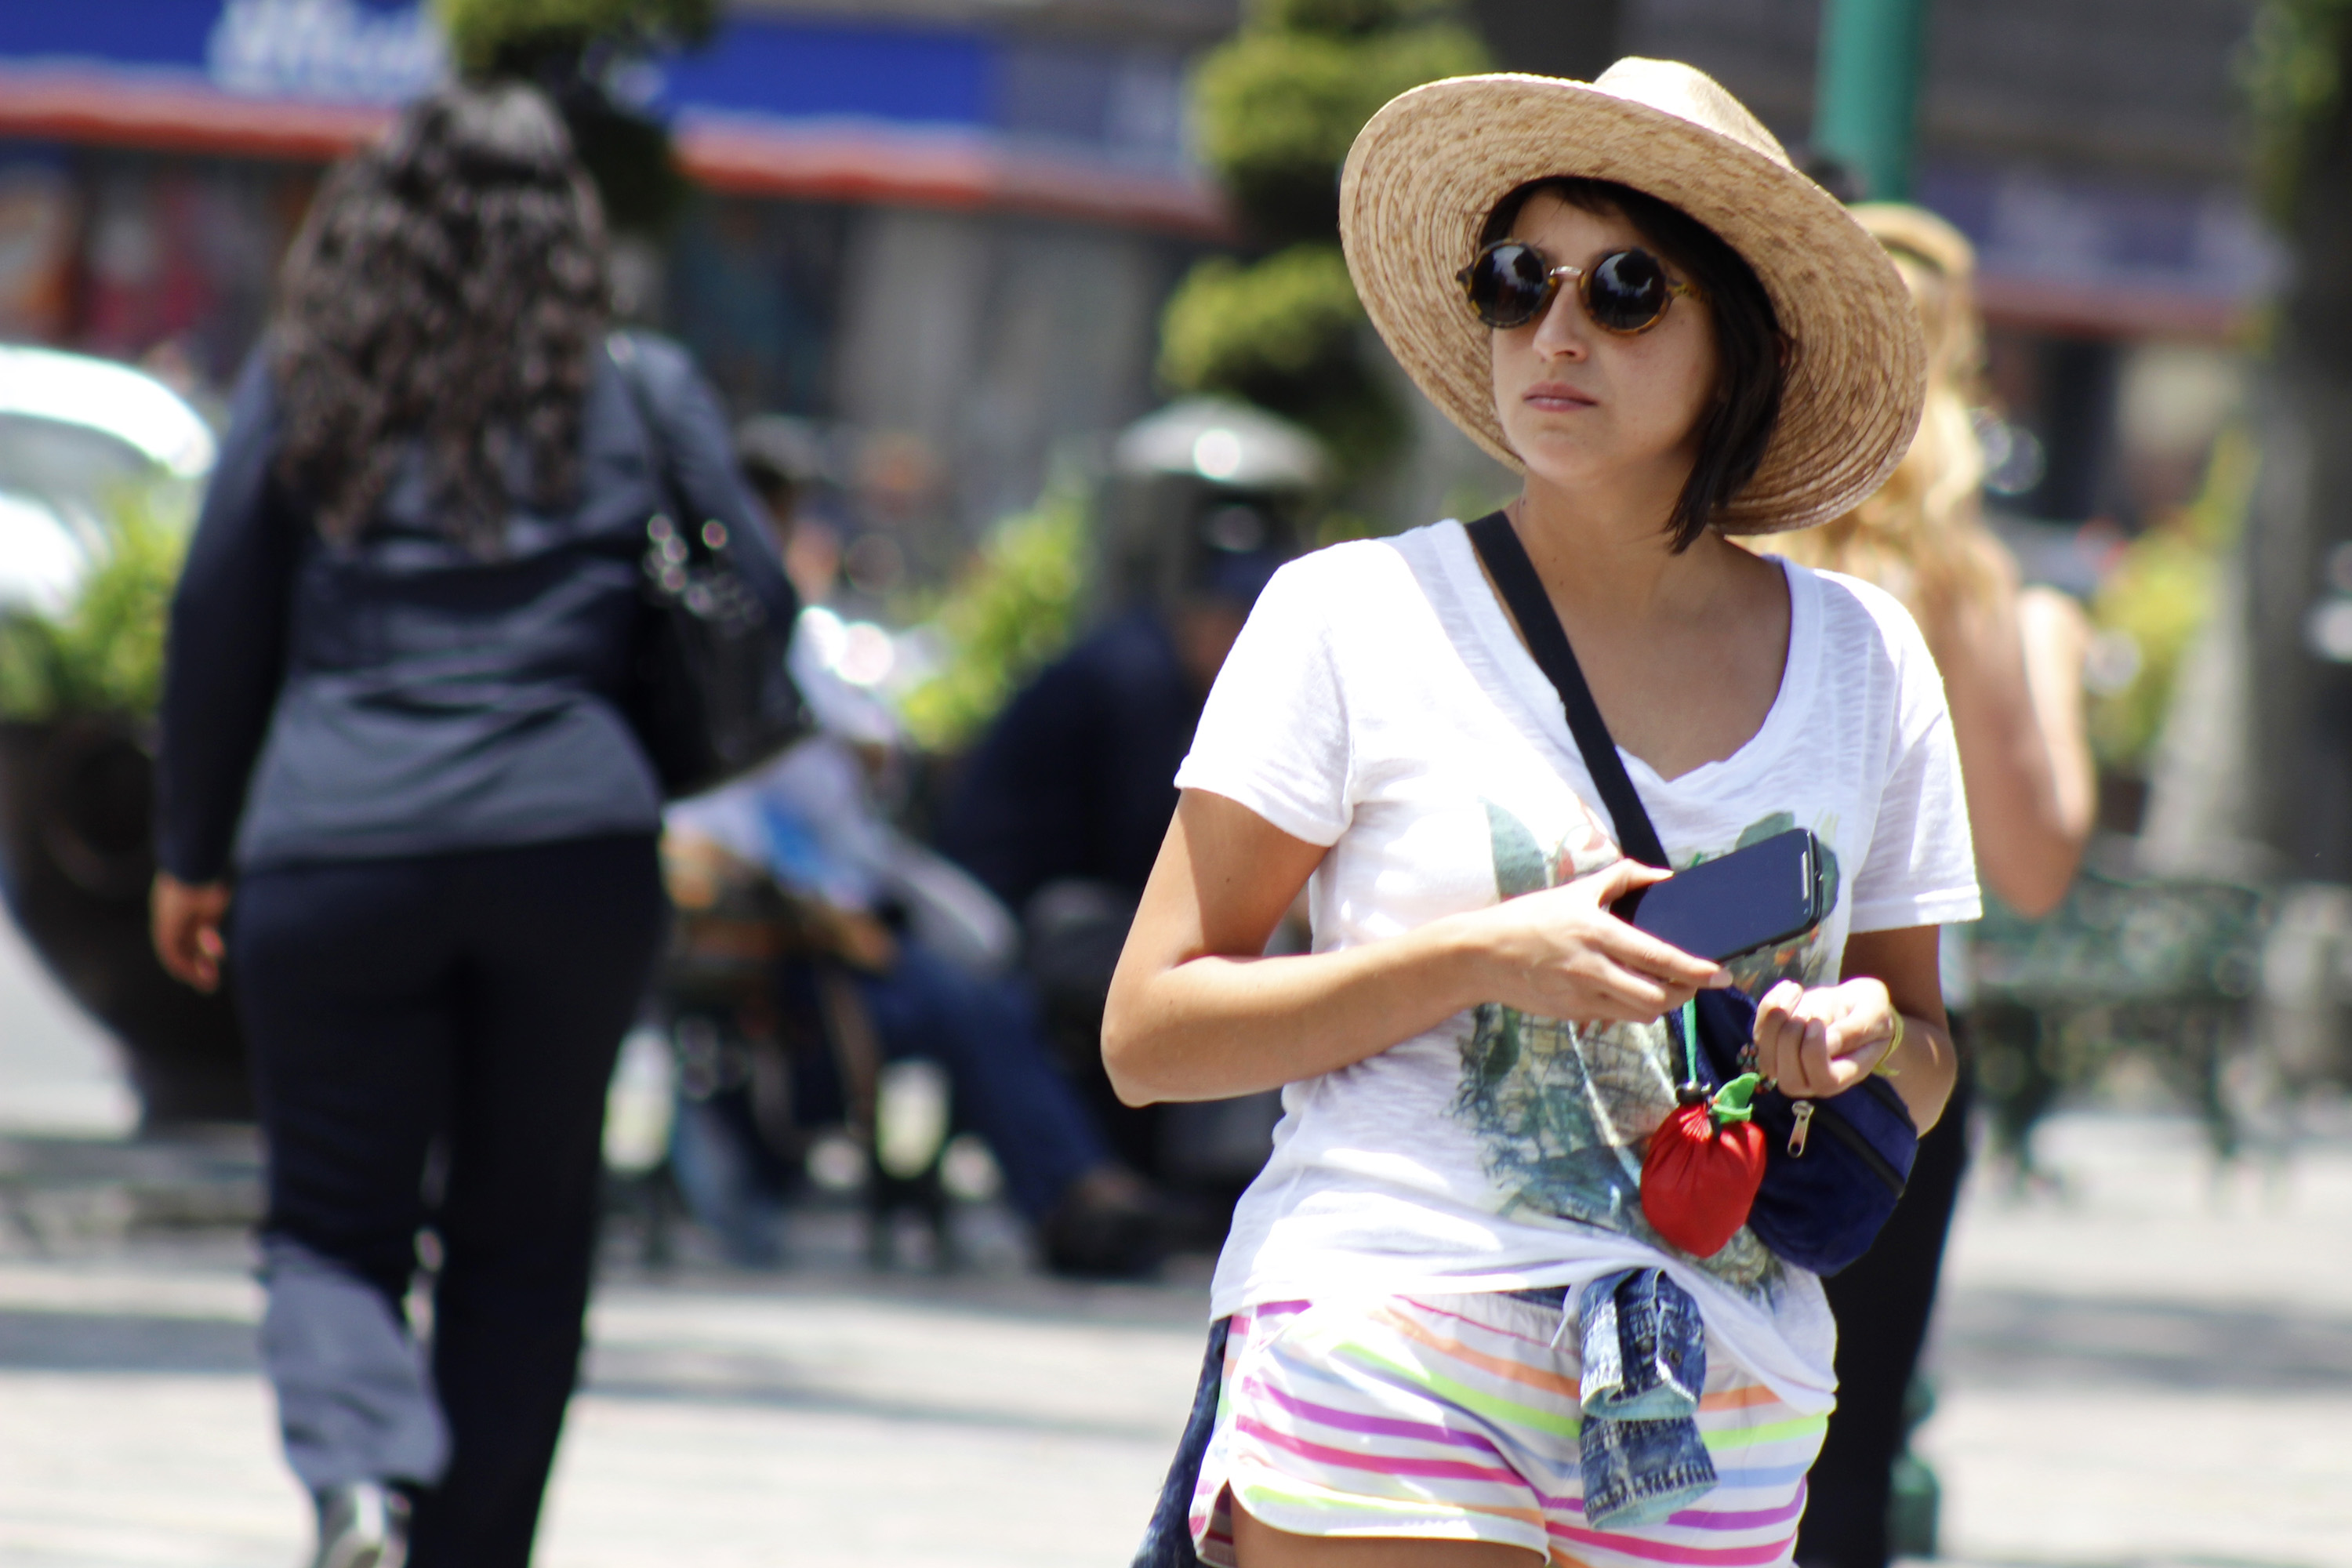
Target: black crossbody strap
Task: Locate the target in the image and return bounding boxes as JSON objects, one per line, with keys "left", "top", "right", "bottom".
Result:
{"left": 1465, "top": 510, "right": 1670, "bottom": 870}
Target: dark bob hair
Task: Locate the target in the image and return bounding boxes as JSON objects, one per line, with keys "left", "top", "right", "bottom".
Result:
{"left": 1481, "top": 177, "right": 1786, "bottom": 553}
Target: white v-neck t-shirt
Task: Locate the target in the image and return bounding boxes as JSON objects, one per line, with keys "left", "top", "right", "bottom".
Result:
{"left": 1173, "top": 519, "right": 1981, "bottom": 1411}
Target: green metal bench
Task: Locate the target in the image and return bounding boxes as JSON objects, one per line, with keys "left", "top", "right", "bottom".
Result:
{"left": 1967, "top": 866, "right": 2270, "bottom": 1174}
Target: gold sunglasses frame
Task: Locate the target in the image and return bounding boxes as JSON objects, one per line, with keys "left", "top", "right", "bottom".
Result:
{"left": 1454, "top": 242, "right": 1704, "bottom": 336}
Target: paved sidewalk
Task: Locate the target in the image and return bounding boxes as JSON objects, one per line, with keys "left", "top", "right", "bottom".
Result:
{"left": 0, "top": 1111, "right": 2347, "bottom": 1566}
{"left": 1918, "top": 1112, "right": 2352, "bottom": 1566}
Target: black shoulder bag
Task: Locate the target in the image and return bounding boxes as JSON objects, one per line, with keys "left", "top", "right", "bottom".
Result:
{"left": 1465, "top": 510, "right": 1917, "bottom": 1276}
{"left": 609, "top": 336, "right": 807, "bottom": 799}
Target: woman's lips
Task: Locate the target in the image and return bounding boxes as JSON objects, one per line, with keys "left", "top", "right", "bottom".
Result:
{"left": 1523, "top": 382, "right": 1596, "bottom": 412}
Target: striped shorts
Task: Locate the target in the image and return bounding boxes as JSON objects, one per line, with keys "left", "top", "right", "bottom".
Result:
{"left": 1189, "top": 1290, "right": 1828, "bottom": 1567}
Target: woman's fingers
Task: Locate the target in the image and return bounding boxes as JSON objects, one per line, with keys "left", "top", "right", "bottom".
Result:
{"left": 1518, "top": 947, "right": 1697, "bottom": 1024}
{"left": 157, "top": 916, "right": 215, "bottom": 991}
{"left": 1752, "top": 980, "right": 1802, "bottom": 1073}
{"left": 1751, "top": 981, "right": 1903, "bottom": 1094}
{"left": 149, "top": 876, "right": 227, "bottom": 993}
{"left": 1598, "top": 926, "right": 1724, "bottom": 989}
{"left": 1754, "top": 980, "right": 1822, "bottom": 1087}
{"left": 1575, "top": 862, "right": 1724, "bottom": 982}
{"left": 1795, "top": 1012, "right": 1834, "bottom": 1089}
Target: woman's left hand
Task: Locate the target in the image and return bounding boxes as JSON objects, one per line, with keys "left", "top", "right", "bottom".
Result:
{"left": 151, "top": 873, "right": 232, "bottom": 993}
{"left": 1751, "top": 978, "right": 1900, "bottom": 1099}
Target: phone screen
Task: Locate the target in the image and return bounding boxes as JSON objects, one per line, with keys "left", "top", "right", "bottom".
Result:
{"left": 1619, "top": 828, "right": 1824, "bottom": 964}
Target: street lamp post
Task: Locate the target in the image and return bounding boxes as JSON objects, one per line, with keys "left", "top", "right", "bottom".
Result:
{"left": 1813, "top": 0, "right": 1932, "bottom": 201}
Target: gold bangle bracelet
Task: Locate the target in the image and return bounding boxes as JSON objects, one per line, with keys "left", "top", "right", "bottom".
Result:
{"left": 1871, "top": 1012, "right": 1906, "bottom": 1078}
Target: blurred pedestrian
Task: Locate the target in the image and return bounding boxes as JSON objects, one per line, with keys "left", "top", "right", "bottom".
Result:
{"left": 148, "top": 84, "right": 794, "bottom": 1568}
{"left": 935, "top": 495, "right": 1295, "bottom": 1192}
{"left": 658, "top": 432, "right": 1171, "bottom": 1276}
{"left": 1762, "top": 203, "right": 2095, "bottom": 1568}
{"left": 1115, "top": 61, "right": 1976, "bottom": 1566}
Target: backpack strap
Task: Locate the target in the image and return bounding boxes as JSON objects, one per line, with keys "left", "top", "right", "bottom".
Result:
{"left": 1465, "top": 510, "right": 1670, "bottom": 872}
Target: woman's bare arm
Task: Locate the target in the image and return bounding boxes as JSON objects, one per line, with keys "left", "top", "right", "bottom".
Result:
{"left": 2017, "top": 583, "right": 2097, "bottom": 844}
{"left": 1934, "top": 546, "right": 2094, "bottom": 917}
{"left": 1102, "top": 789, "right": 1728, "bottom": 1106}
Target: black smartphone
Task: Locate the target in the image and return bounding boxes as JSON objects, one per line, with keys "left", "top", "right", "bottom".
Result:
{"left": 1615, "top": 828, "right": 1828, "bottom": 964}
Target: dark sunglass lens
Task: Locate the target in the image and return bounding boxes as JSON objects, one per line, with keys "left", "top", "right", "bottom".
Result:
{"left": 1469, "top": 244, "right": 1551, "bottom": 326}
{"left": 1587, "top": 249, "right": 1673, "bottom": 331}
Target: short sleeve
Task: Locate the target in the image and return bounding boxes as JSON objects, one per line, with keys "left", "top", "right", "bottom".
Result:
{"left": 1174, "top": 555, "right": 1353, "bottom": 846}
{"left": 1847, "top": 601, "right": 1984, "bottom": 934}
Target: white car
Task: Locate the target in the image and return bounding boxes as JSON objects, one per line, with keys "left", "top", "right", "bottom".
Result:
{"left": 0, "top": 344, "right": 217, "bottom": 614}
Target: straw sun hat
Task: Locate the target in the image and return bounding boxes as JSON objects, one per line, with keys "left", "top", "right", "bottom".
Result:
{"left": 1339, "top": 59, "right": 1927, "bottom": 535}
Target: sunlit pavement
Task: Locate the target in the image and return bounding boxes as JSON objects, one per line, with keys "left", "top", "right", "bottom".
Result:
{"left": 2, "top": 1112, "right": 2347, "bottom": 1568}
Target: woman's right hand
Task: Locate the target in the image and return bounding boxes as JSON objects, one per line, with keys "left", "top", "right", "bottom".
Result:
{"left": 151, "top": 874, "right": 232, "bottom": 993}
{"left": 1461, "top": 857, "right": 1730, "bottom": 1024}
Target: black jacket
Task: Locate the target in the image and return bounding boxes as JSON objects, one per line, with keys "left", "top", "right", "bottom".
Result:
{"left": 157, "top": 333, "right": 794, "bottom": 882}
{"left": 935, "top": 608, "right": 1203, "bottom": 914}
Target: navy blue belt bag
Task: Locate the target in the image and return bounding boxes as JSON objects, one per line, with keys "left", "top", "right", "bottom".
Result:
{"left": 1683, "top": 986, "right": 1916, "bottom": 1275}
{"left": 1468, "top": 513, "right": 1918, "bottom": 1278}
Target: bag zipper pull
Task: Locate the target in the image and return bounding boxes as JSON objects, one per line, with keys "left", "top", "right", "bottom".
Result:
{"left": 1788, "top": 1099, "right": 1814, "bottom": 1156}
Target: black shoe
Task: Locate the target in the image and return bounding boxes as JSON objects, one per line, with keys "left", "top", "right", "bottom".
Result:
{"left": 311, "top": 1482, "right": 410, "bottom": 1568}
{"left": 1040, "top": 1167, "right": 1171, "bottom": 1279}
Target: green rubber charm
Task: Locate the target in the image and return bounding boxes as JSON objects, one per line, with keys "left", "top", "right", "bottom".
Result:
{"left": 1708, "top": 1073, "right": 1762, "bottom": 1124}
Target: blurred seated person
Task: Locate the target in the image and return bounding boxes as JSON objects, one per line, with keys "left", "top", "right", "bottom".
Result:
{"left": 658, "top": 432, "right": 1163, "bottom": 1277}
{"left": 935, "top": 499, "right": 1299, "bottom": 1181}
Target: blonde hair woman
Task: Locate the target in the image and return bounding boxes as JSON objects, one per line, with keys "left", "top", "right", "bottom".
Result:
{"left": 1760, "top": 204, "right": 2093, "bottom": 1568}
{"left": 1766, "top": 205, "right": 2094, "bottom": 919}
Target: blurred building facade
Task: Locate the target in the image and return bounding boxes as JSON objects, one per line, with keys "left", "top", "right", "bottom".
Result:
{"left": 0, "top": 0, "right": 1241, "bottom": 588}
{"left": 0, "top": 0, "right": 2269, "bottom": 583}
{"left": 1610, "top": 0, "right": 2269, "bottom": 538}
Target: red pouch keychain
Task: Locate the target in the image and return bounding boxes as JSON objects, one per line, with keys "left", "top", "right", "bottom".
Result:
{"left": 1641, "top": 1000, "right": 1767, "bottom": 1258}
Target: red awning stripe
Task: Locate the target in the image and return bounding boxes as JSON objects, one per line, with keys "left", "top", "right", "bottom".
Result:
{"left": 0, "top": 64, "right": 394, "bottom": 161}
{"left": 0, "top": 63, "right": 1228, "bottom": 236}
{"left": 671, "top": 112, "right": 1228, "bottom": 235}
{"left": 1973, "top": 273, "right": 2252, "bottom": 344}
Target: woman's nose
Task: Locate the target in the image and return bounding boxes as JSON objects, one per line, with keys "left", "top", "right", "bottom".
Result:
{"left": 1530, "top": 283, "right": 1590, "bottom": 360}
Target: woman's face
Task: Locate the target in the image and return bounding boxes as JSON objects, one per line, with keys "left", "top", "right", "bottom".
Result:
{"left": 1487, "top": 191, "right": 1719, "bottom": 503}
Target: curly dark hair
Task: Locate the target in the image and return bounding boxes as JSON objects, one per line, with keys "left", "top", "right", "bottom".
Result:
{"left": 272, "top": 82, "right": 608, "bottom": 550}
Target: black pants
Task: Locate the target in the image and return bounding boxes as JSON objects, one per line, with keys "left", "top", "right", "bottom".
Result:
{"left": 1795, "top": 1059, "right": 1975, "bottom": 1568}
{"left": 232, "top": 835, "right": 666, "bottom": 1568}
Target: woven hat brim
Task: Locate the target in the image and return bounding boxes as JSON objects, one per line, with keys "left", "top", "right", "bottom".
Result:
{"left": 1340, "top": 74, "right": 1926, "bottom": 535}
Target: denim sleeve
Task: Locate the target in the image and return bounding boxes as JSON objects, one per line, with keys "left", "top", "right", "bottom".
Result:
{"left": 154, "top": 350, "right": 299, "bottom": 884}
{"left": 626, "top": 332, "right": 800, "bottom": 631}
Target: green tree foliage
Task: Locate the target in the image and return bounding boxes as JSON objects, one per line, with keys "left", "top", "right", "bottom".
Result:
{"left": 1196, "top": 22, "right": 1488, "bottom": 248}
{"left": 436, "top": 0, "right": 714, "bottom": 75}
{"left": 1160, "top": 245, "right": 1406, "bottom": 475}
{"left": 2086, "top": 426, "right": 2259, "bottom": 768}
{"left": 0, "top": 498, "right": 189, "bottom": 721}
{"left": 435, "top": 0, "right": 717, "bottom": 231}
{"left": 2240, "top": 0, "right": 2352, "bottom": 218}
{"left": 1261, "top": 0, "right": 1457, "bottom": 33}
{"left": 1167, "top": 1, "right": 1486, "bottom": 480}
{"left": 896, "top": 488, "right": 1089, "bottom": 754}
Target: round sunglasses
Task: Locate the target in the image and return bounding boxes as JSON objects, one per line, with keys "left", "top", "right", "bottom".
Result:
{"left": 1456, "top": 241, "right": 1703, "bottom": 334}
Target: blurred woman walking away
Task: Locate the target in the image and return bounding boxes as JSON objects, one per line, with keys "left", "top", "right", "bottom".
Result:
{"left": 1762, "top": 204, "right": 2094, "bottom": 1568}
{"left": 149, "top": 85, "right": 794, "bottom": 1568}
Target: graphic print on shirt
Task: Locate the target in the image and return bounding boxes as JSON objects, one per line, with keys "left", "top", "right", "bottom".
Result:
{"left": 1450, "top": 798, "right": 1842, "bottom": 1300}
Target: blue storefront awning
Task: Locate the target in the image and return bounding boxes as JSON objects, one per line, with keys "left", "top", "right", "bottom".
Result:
{"left": 0, "top": 0, "right": 1225, "bottom": 234}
